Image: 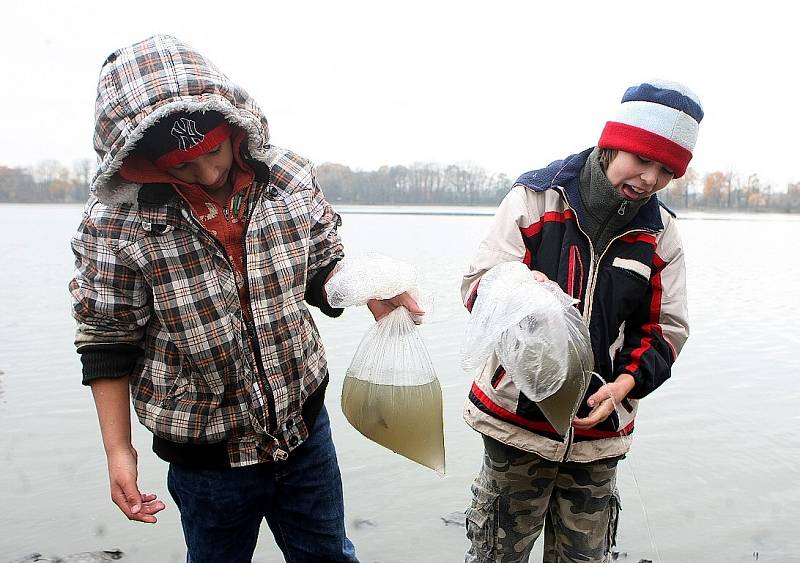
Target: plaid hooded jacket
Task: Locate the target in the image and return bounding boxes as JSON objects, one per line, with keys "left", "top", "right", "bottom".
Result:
{"left": 69, "top": 35, "right": 344, "bottom": 467}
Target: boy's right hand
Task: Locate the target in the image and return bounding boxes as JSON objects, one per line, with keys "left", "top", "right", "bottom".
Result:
{"left": 530, "top": 270, "right": 549, "bottom": 283}
{"left": 106, "top": 445, "right": 166, "bottom": 523}
{"left": 367, "top": 291, "right": 425, "bottom": 323}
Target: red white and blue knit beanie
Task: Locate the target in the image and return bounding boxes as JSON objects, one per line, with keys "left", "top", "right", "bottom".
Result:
{"left": 598, "top": 80, "right": 703, "bottom": 178}
{"left": 138, "top": 110, "right": 232, "bottom": 170}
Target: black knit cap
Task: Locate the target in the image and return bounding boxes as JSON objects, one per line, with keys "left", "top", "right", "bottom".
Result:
{"left": 137, "top": 110, "right": 231, "bottom": 169}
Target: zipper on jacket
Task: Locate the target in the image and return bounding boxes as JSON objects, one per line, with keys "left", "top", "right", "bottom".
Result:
{"left": 181, "top": 185, "right": 279, "bottom": 435}
{"left": 236, "top": 183, "right": 279, "bottom": 434}
{"left": 561, "top": 427, "right": 575, "bottom": 461}
{"left": 553, "top": 186, "right": 657, "bottom": 461}
{"left": 582, "top": 225, "right": 658, "bottom": 324}
{"left": 552, "top": 186, "right": 592, "bottom": 462}
{"left": 554, "top": 186, "right": 657, "bottom": 325}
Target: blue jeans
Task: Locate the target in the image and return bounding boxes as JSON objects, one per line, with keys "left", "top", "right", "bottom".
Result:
{"left": 167, "top": 406, "right": 359, "bottom": 563}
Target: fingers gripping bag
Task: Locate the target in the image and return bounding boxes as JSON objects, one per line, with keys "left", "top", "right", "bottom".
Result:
{"left": 325, "top": 253, "right": 444, "bottom": 473}
{"left": 461, "top": 261, "right": 593, "bottom": 436}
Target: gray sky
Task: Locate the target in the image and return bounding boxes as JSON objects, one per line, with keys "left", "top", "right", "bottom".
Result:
{"left": 3, "top": 1, "right": 797, "bottom": 189}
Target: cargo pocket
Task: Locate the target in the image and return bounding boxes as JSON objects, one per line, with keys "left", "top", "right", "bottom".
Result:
{"left": 465, "top": 482, "right": 500, "bottom": 561}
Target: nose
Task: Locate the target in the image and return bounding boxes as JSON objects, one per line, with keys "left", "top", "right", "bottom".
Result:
{"left": 641, "top": 165, "right": 658, "bottom": 187}
{"left": 195, "top": 161, "right": 219, "bottom": 186}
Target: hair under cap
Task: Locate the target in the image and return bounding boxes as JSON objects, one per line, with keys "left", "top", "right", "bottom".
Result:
{"left": 598, "top": 80, "right": 703, "bottom": 178}
{"left": 138, "top": 110, "right": 232, "bottom": 170}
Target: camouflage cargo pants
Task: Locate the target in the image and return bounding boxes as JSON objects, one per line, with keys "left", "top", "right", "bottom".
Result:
{"left": 465, "top": 436, "right": 620, "bottom": 563}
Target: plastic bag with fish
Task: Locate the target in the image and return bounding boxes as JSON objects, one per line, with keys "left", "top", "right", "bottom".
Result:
{"left": 326, "top": 253, "right": 444, "bottom": 473}
{"left": 461, "top": 261, "right": 593, "bottom": 435}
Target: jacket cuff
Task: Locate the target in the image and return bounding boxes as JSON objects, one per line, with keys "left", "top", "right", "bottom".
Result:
{"left": 78, "top": 344, "right": 142, "bottom": 385}
{"left": 619, "top": 369, "right": 652, "bottom": 400}
{"left": 305, "top": 259, "right": 344, "bottom": 318}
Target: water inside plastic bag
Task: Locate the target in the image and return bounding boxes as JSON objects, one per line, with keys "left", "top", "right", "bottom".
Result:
{"left": 341, "top": 306, "right": 445, "bottom": 473}
{"left": 462, "top": 261, "right": 594, "bottom": 434}
{"left": 341, "top": 377, "right": 445, "bottom": 473}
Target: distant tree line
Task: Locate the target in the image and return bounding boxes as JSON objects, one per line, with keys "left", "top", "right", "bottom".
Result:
{"left": 318, "top": 163, "right": 800, "bottom": 212}
{"left": 316, "top": 162, "right": 512, "bottom": 205}
{"left": 0, "top": 159, "right": 92, "bottom": 203}
{"left": 2, "top": 158, "right": 799, "bottom": 212}
{"left": 659, "top": 168, "right": 800, "bottom": 212}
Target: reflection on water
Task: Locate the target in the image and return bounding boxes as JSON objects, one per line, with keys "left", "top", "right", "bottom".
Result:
{"left": 0, "top": 204, "right": 798, "bottom": 562}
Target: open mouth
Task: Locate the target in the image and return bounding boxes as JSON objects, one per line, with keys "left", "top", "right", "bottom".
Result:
{"left": 621, "top": 183, "right": 647, "bottom": 200}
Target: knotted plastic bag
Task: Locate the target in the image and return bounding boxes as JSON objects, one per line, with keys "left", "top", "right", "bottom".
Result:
{"left": 326, "top": 253, "right": 444, "bottom": 473}
{"left": 461, "top": 261, "right": 593, "bottom": 435}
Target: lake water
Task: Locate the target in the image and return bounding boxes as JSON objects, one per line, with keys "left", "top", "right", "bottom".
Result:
{"left": 1, "top": 203, "right": 798, "bottom": 563}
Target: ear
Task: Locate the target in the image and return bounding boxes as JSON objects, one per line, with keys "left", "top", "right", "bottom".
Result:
{"left": 239, "top": 139, "right": 272, "bottom": 184}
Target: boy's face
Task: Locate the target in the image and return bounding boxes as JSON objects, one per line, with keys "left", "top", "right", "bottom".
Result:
{"left": 605, "top": 150, "right": 675, "bottom": 201}
{"left": 165, "top": 138, "right": 234, "bottom": 192}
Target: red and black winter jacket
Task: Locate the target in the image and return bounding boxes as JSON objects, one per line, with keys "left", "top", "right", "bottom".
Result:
{"left": 462, "top": 148, "right": 689, "bottom": 462}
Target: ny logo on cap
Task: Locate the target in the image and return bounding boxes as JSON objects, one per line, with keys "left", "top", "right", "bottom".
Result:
{"left": 170, "top": 118, "right": 205, "bottom": 151}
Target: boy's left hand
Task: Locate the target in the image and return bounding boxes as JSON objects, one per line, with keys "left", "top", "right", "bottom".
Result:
{"left": 572, "top": 373, "right": 636, "bottom": 430}
{"left": 367, "top": 292, "right": 425, "bottom": 323}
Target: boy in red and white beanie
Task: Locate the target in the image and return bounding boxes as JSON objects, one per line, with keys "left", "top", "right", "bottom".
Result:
{"left": 462, "top": 80, "right": 702, "bottom": 562}
{"left": 599, "top": 79, "right": 703, "bottom": 178}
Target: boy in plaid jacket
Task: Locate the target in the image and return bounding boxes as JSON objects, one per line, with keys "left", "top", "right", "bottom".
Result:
{"left": 70, "top": 35, "right": 419, "bottom": 563}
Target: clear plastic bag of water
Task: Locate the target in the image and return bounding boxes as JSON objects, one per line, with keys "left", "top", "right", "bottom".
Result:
{"left": 462, "top": 261, "right": 593, "bottom": 403}
{"left": 327, "top": 254, "right": 444, "bottom": 473}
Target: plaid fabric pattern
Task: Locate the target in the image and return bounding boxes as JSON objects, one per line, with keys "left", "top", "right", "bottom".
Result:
{"left": 72, "top": 35, "right": 344, "bottom": 467}
{"left": 71, "top": 150, "right": 343, "bottom": 466}
{"left": 92, "top": 35, "right": 269, "bottom": 196}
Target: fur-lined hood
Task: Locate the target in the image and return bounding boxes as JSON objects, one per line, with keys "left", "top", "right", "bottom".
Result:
{"left": 92, "top": 34, "right": 275, "bottom": 205}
